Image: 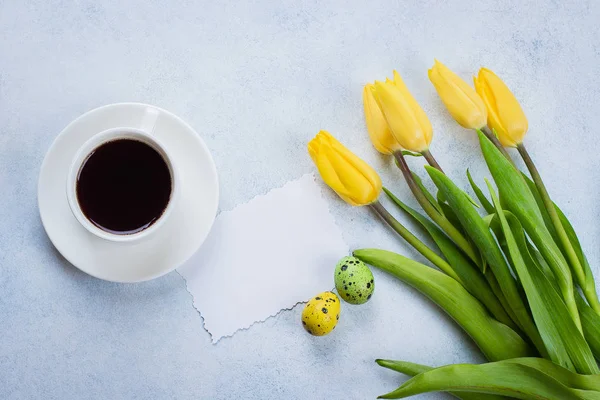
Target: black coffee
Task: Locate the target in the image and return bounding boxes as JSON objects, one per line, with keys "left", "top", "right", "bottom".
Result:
{"left": 76, "top": 138, "right": 172, "bottom": 235}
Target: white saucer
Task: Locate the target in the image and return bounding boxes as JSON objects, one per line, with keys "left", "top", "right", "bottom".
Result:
{"left": 38, "top": 103, "right": 219, "bottom": 282}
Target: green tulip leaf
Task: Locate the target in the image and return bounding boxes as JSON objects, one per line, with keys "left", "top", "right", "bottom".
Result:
{"left": 503, "top": 358, "right": 600, "bottom": 391}
{"left": 401, "top": 150, "right": 423, "bottom": 157}
{"left": 410, "top": 171, "right": 443, "bottom": 214}
{"left": 477, "top": 131, "right": 581, "bottom": 328}
{"left": 438, "top": 202, "right": 466, "bottom": 235}
{"left": 439, "top": 185, "right": 481, "bottom": 210}
{"left": 425, "top": 165, "right": 545, "bottom": 355}
{"left": 378, "top": 358, "right": 600, "bottom": 399}
{"left": 467, "top": 169, "right": 494, "bottom": 214}
{"left": 353, "top": 249, "right": 532, "bottom": 362}
{"left": 553, "top": 203, "right": 600, "bottom": 315}
{"left": 382, "top": 188, "right": 515, "bottom": 329}
{"left": 488, "top": 181, "right": 577, "bottom": 371}
{"left": 521, "top": 172, "right": 560, "bottom": 243}
{"left": 376, "top": 359, "right": 504, "bottom": 400}
{"left": 528, "top": 243, "right": 557, "bottom": 283}
{"left": 378, "top": 360, "right": 600, "bottom": 400}
{"left": 576, "top": 294, "right": 600, "bottom": 361}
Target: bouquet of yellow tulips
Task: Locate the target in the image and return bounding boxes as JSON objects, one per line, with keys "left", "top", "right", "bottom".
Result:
{"left": 308, "top": 61, "right": 600, "bottom": 399}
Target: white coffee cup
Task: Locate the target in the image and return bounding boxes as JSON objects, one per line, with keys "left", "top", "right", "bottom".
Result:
{"left": 66, "top": 107, "right": 178, "bottom": 243}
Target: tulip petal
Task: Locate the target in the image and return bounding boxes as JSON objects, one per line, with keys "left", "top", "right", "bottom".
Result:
{"left": 476, "top": 68, "right": 528, "bottom": 147}
{"left": 429, "top": 61, "right": 487, "bottom": 129}
{"left": 482, "top": 69, "right": 528, "bottom": 141}
{"left": 307, "top": 140, "right": 319, "bottom": 163}
{"left": 313, "top": 141, "right": 356, "bottom": 202}
{"left": 307, "top": 131, "right": 381, "bottom": 206}
{"left": 325, "top": 134, "right": 382, "bottom": 204}
{"left": 372, "top": 80, "right": 429, "bottom": 153}
{"left": 393, "top": 70, "right": 434, "bottom": 145}
{"left": 363, "top": 84, "right": 400, "bottom": 155}
{"left": 475, "top": 71, "right": 507, "bottom": 143}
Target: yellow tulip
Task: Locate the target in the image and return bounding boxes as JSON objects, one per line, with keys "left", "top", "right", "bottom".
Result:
{"left": 370, "top": 71, "right": 432, "bottom": 153}
{"left": 428, "top": 60, "right": 487, "bottom": 130}
{"left": 474, "top": 68, "right": 528, "bottom": 147}
{"left": 363, "top": 83, "right": 401, "bottom": 154}
{"left": 308, "top": 130, "right": 382, "bottom": 206}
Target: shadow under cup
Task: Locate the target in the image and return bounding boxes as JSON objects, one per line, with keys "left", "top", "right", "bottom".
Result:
{"left": 67, "top": 128, "right": 177, "bottom": 242}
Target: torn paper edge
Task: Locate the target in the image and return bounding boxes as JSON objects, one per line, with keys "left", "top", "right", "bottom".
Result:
{"left": 178, "top": 173, "right": 348, "bottom": 344}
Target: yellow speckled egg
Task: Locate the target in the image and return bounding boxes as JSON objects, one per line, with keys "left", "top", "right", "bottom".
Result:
{"left": 301, "top": 291, "right": 341, "bottom": 336}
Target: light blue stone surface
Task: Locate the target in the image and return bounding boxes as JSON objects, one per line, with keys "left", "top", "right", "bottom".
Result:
{"left": 2, "top": 1, "right": 600, "bottom": 398}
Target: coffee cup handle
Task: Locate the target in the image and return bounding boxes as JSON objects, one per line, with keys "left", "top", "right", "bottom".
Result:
{"left": 139, "top": 107, "right": 160, "bottom": 136}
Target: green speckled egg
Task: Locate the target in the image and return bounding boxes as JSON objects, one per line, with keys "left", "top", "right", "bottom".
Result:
{"left": 334, "top": 256, "right": 374, "bottom": 304}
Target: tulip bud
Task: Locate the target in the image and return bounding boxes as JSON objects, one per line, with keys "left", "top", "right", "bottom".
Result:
{"left": 369, "top": 71, "right": 432, "bottom": 153}
{"left": 474, "top": 68, "right": 528, "bottom": 147}
{"left": 428, "top": 60, "right": 487, "bottom": 130}
{"left": 363, "top": 84, "right": 401, "bottom": 155}
{"left": 308, "top": 131, "right": 382, "bottom": 206}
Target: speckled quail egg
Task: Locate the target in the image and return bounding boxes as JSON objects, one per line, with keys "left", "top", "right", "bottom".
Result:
{"left": 334, "top": 256, "right": 374, "bottom": 305}
{"left": 301, "top": 291, "right": 341, "bottom": 336}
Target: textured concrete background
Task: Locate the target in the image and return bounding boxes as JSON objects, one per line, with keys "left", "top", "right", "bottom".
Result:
{"left": 2, "top": 0, "right": 600, "bottom": 399}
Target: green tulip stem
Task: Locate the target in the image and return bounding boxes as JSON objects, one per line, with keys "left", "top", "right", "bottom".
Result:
{"left": 370, "top": 200, "right": 461, "bottom": 282}
{"left": 517, "top": 143, "right": 600, "bottom": 314}
{"left": 421, "top": 149, "right": 444, "bottom": 173}
{"left": 480, "top": 127, "right": 515, "bottom": 166}
{"left": 392, "top": 151, "right": 478, "bottom": 263}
